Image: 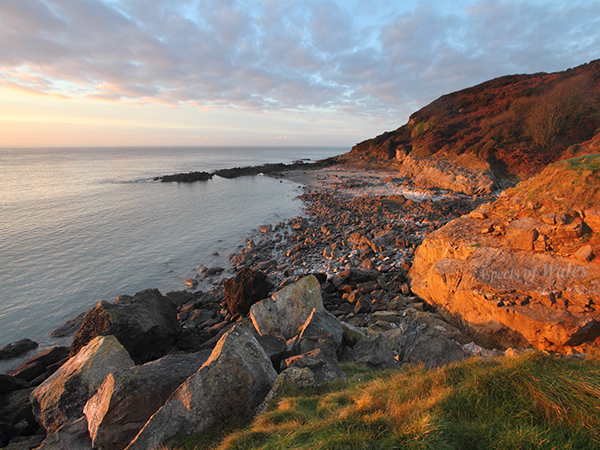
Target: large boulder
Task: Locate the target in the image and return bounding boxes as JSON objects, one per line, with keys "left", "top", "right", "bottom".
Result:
{"left": 250, "top": 275, "right": 325, "bottom": 339}
{"left": 70, "top": 289, "right": 181, "bottom": 363}
{"left": 125, "top": 324, "right": 277, "bottom": 450}
{"left": 31, "top": 336, "right": 134, "bottom": 434}
{"left": 83, "top": 350, "right": 211, "bottom": 450}
{"left": 223, "top": 268, "right": 273, "bottom": 317}
{"left": 410, "top": 217, "right": 600, "bottom": 352}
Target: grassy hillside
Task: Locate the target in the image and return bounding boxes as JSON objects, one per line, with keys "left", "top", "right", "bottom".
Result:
{"left": 349, "top": 60, "right": 600, "bottom": 179}
{"left": 167, "top": 352, "right": 600, "bottom": 450}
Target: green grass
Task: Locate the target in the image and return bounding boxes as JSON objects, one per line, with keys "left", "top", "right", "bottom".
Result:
{"left": 166, "top": 353, "right": 600, "bottom": 450}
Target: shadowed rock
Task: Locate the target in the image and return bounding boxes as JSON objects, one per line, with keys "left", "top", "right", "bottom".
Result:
{"left": 84, "top": 350, "right": 211, "bottom": 450}
{"left": 70, "top": 289, "right": 181, "bottom": 363}
{"left": 31, "top": 336, "right": 134, "bottom": 434}
{"left": 125, "top": 324, "right": 276, "bottom": 450}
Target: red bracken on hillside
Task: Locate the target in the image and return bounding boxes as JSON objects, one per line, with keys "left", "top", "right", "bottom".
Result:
{"left": 349, "top": 59, "right": 600, "bottom": 180}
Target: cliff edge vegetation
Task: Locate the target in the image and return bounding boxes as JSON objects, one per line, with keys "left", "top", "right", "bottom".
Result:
{"left": 167, "top": 352, "right": 600, "bottom": 450}
{"left": 346, "top": 60, "right": 600, "bottom": 182}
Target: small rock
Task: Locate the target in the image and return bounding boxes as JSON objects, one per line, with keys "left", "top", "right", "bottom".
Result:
{"left": 574, "top": 244, "right": 594, "bottom": 262}
{"left": 0, "top": 338, "right": 38, "bottom": 361}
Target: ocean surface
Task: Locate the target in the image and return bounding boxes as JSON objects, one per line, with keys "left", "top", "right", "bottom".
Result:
{"left": 0, "top": 146, "right": 344, "bottom": 369}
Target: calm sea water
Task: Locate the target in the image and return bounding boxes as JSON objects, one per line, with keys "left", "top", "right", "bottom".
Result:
{"left": 0, "top": 146, "right": 344, "bottom": 366}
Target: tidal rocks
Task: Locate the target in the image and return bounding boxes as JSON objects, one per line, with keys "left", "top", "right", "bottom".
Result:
{"left": 0, "top": 339, "right": 38, "bottom": 361}
{"left": 31, "top": 336, "right": 134, "bottom": 434}
{"left": 250, "top": 275, "right": 325, "bottom": 339}
{"left": 70, "top": 289, "right": 181, "bottom": 363}
{"left": 157, "top": 171, "right": 212, "bottom": 182}
{"left": 223, "top": 268, "right": 272, "bottom": 317}
{"left": 126, "top": 324, "right": 276, "bottom": 450}
{"left": 84, "top": 350, "right": 211, "bottom": 450}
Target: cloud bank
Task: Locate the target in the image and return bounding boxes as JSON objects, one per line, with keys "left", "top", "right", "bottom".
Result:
{"left": 1, "top": 0, "right": 599, "bottom": 121}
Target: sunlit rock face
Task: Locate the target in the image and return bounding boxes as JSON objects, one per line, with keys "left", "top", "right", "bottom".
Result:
{"left": 410, "top": 154, "right": 600, "bottom": 353}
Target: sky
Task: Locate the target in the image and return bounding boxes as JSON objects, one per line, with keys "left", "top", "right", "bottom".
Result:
{"left": 1, "top": 0, "right": 599, "bottom": 148}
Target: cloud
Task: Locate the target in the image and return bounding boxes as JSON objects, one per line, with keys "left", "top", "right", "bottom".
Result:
{"left": 1, "top": 0, "right": 599, "bottom": 122}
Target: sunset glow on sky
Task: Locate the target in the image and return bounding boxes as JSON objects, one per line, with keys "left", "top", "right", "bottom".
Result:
{"left": 1, "top": 0, "right": 599, "bottom": 148}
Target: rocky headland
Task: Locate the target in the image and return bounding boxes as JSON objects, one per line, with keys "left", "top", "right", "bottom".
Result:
{"left": 1, "top": 60, "right": 600, "bottom": 449}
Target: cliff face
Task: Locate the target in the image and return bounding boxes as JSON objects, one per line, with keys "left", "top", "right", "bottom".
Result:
{"left": 409, "top": 153, "right": 600, "bottom": 353}
{"left": 349, "top": 60, "right": 600, "bottom": 182}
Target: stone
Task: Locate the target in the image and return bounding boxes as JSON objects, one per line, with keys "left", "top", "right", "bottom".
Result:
{"left": 505, "top": 217, "right": 540, "bottom": 251}
{"left": 250, "top": 275, "right": 325, "bottom": 339}
{"left": 258, "top": 224, "right": 272, "bottom": 233}
{"left": 125, "top": 324, "right": 276, "bottom": 450}
{"left": 84, "top": 350, "right": 211, "bottom": 450}
{"left": 349, "top": 333, "right": 398, "bottom": 370}
{"left": 0, "top": 339, "right": 38, "bottom": 361}
{"left": 298, "top": 308, "right": 343, "bottom": 349}
{"left": 392, "top": 317, "right": 467, "bottom": 368}
{"left": 31, "top": 336, "right": 134, "bottom": 434}
{"left": 36, "top": 417, "right": 92, "bottom": 450}
{"left": 284, "top": 348, "right": 346, "bottom": 385}
{"left": 584, "top": 209, "right": 600, "bottom": 233}
{"left": 70, "top": 289, "right": 181, "bottom": 363}
{"left": 575, "top": 244, "right": 595, "bottom": 262}
{"left": 10, "top": 347, "right": 70, "bottom": 383}
{"left": 223, "top": 268, "right": 272, "bottom": 317}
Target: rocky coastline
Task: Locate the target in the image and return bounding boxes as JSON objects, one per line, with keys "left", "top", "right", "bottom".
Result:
{"left": 0, "top": 155, "right": 597, "bottom": 449}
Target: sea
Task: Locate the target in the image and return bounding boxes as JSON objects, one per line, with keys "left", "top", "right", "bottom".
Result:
{"left": 0, "top": 146, "right": 345, "bottom": 371}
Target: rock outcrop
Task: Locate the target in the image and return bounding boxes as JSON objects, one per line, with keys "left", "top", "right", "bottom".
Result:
{"left": 70, "top": 289, "right": 181, "bottom": 363}
{"left": 125, "top": 324, "right": 277, "bottom": 450}
{"left": 31, "top": 336, "right": 134, "bottom": 434}
{"left": 410, "top": 155, "right": 600, "bottom": 353}
{"left": 398, "top": 153, "right": 496, "bottom": 195}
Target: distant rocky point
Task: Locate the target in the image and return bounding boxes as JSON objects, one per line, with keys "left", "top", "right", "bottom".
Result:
{"left": 157, "top": 159, "right": 332, "bottom": 182}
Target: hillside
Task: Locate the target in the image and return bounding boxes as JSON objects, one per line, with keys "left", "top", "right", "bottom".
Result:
{"left": 346, "top": 60, "right": 600, "bottom": 180}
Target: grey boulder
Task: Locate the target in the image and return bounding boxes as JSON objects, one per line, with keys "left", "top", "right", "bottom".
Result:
{"left": 125, "top": 323, "right": 277, "bottom": 450}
